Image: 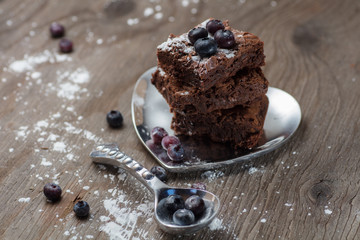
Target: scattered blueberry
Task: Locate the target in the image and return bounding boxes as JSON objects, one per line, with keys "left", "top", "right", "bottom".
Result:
{"left": 173, "top": 209, "right": 195, "bottom": 225}
{"left": 50, "top": 22, "right": 65, "bottom": 38}
{"left": 161, "top": 135, "right": 180, "bottom": 150}
{"left": 188, "top": 27, "right": 208, "bottom": 44}
{"left": 206, "top": 19, "right": 225, "bottom": 35}
{"left": 59, "top": 38, "right": 73, "bottom": 53}
{"left": 159, "top": 194, "right": 185, "bottom": 215}
{"left": 191, "top": 182, "right": 206, "bottom": 191}
{"left": 167, "top": 144, "right": 185, "bottom": 162}
{"left": 73, "top": 200, "right": 90, "bottom": 218}
{"left": 185, "top": 195, "right": 205, "bottom": 217}
{"left": 43, "top": 183, "right": 62, "bottom": 202}
{"left": 150, "top": 166, "right": 167, "bottom": 182}
{"left": 151, "top": 127, "right": 168, "bottom": 145}
{"left": 106, "top": 110, "right": 123, "bottom": 128}
{"left": 194, "top": 37, "right": 217, "bottom": 58}
{"left": 214, "top": 29, "right": 236, "bottom": 49}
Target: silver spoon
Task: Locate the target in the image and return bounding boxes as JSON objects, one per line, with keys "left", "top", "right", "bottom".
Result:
{"left": 132, "top": 67, "right": 302, "bottom": 172}
{"left": 90, "top": 143, "right": 220, "bottom": 235}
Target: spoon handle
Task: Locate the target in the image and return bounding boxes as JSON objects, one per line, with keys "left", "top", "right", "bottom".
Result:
{"left": 90, "top": 143, "right": 168, "bottom": 193}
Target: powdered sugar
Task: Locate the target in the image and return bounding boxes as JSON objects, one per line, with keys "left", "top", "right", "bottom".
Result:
{"left": 53, "top": 67, "right": 90, "bottom": 100}
{"left": 179, "top": 91, "right": 189, "bottom": 95}
{"left": 154, "top": 12, "right": 163, "bottom": 20}
{"left": 127, "top": 18, "right": 139, "bottom": 26}
{"left": 208, "top": 217, "right": 224, "bottom": 230}
{"left": 218, "top": 48, "right": 236, "bottom": 58}
{"left": 144, "top": 7, "right": 154, "bottom": 17}
{"left": 248, "top": 167, "right": 265, "bottom": 175}
{"left": 157, "top": 33, "right": 191, "bottom": 52}
{"left": 40, "top": 158, "right": 52, "bottom": 166}
{"left": 201, "top": 170, "right": 224, "bottom": 182}
{"left": 158, "top": 19, "right": 240, "bottom": 64}
{"left": 18, "top": 197, "right": 31, "bottom": 203}
{"left": 53, "top": 141, "right": 67, "bottom": 152}
{"left": 8, "top": 50, "right": 72, "bottom": 73}
{"left": 324, "top": 206, "right": 333, "bottom": 215}
{"left": 99, "top": 193, "right": 153, "bottom": 239}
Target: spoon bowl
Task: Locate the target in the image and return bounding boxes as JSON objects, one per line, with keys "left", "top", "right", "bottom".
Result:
{"left": 90, "top": 143, "right": 220, "bottom": 235}
{"left": 132, "top": 67, "right": 302, "bottom": 172}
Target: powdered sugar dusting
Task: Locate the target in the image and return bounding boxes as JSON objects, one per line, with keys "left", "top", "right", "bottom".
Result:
{"left": 18, "top": 197, "right": 31, "bottom": 203}
{"left": 127, "top": 18, "right": 139, "bottom": 26}
{"left": 53, "top": 68, "right": 90, "bottom": 100}
{"left": 208, "top": 217, "right": 224, "bottom": 230}
{"left": 53, "top": 141, "right": 67, "bottom": 152}
{"left": 8, "top": 50, "right": 72, "bottom": 73}
{"left": 143, "top": 7, "right": 154, "bottom": 17}
{"left": 201, "top": 170, "right": 224, "bottom": 182}
{"left": 248, "top": 167, "right": 265, "bottom": 175}
{"left": 324, "top": 206, "right": 333, "bottom": 215}
{"left": 99, "top": 192, "right": 153, "bottom": 239}
{"left": 158, "top": 19, "right": 240, "bottom": 63}
{"left": 218, "top": 48, "right": 236, "bottom": 58}
{"left": 40, "top": 158, "right": 52, "bottom": 166}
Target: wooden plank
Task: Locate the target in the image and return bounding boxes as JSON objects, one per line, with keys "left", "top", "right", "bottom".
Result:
{"left": 0, "top": 0, "right": 359, "bottom": 239}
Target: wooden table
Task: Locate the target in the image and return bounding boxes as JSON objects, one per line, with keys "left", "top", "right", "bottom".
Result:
{"left": 1, "top": 0, "right": 359, "bottom": 239}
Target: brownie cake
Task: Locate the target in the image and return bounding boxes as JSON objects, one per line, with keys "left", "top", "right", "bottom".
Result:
{"left": 151, "top": 67, "right": 268, "bottom": 114}
{"left": 151, "top": 18, "right": 269, "bottom": 149}
{"left": 171, "top": 96, "right": 268, "bottom": 149}
{"left": 157, "top": 19, "right": 265, "bottom": 91}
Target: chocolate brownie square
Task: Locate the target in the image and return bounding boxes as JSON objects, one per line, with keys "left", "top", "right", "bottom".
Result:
{"left": 157, "top": 18, "right": 265, "bottom": 91}
{"left": 171, "top": 95, "right": 269, "bottom": 149}
{"left": 151, "top": 67, "right": 268, "bottom": 114}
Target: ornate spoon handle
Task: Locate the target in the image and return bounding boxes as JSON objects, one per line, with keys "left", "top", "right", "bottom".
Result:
{"left": 90, "top": 143, "right": 167, "bottom": 193}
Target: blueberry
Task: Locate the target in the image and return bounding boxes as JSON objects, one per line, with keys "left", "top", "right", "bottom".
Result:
{"left": 188, "top": 27, "right": 208, "bottom": 44}
{"left": 191, "top": 182, "right": 206, "bottom": 191}
{"left": 173, "top": 209, "right": 195, "bottom": 225}
{"left": 43, "top": 183, "right": 62, "bottom": 202}
{"left": 161, "top": 136, "right": 180, "bottom": 150}
{"left": 150, "top": 166, "right": 167, "bottom": 182}
{"left": 157, "top": 151, "right": 172, "bottom": 163}
{"left": 50, "top": 22, "right": 65, "bottom": 38}
{"left": 167, "top": 144, "right": 185, "bottom": 162}
{"left": 214, "top": 30, "right": 236, "bottom": 49}
{"left": 73, "top": 200, "right": 90, "bottom": 218}
{"left": 185, "top": 195, "right": 205, "bottom": 217}
{"left": 146, "top": 139, "right": 164, "bottom": 155}
{"left": 159, "top": 194, "right": 185, "bottom": 215}
{"left": 151, "top": 127, "right": 168, "bottom": 145}
{"left": 59, "top": 38, "right": 73, "bottom": 53}
{"left": 106, "top": 110, "right": 123, "bottom": 128}
{"left": 206, "top": 19, "right": 225, "bottom": 35}
{"left": 194, "top": 37, "right": 217, "bottom": 58}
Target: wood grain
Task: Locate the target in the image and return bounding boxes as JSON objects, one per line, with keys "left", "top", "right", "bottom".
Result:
{"left": 1, "top": 0, "right": 360, "bottom": 239}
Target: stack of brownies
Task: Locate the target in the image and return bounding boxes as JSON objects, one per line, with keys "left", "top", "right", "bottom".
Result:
{"left": 151, "top": 18, "right": 269, "bottom": 149}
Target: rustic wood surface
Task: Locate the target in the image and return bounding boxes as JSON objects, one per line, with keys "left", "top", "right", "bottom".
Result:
{"left": 1, "top": 0, "right": 359, "bottom": 239}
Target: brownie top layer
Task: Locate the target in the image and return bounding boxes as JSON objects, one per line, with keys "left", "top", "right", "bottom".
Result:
{"left": 157, "top": 19, "right": 254, "bottom": 61}
{"left": 156, "top": 18, "right": 265, "bottom": 90}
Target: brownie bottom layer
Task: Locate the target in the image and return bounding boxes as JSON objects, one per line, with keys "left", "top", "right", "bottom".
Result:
{"left": 171, "top": 95, "right": 269, "bottom": 149}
